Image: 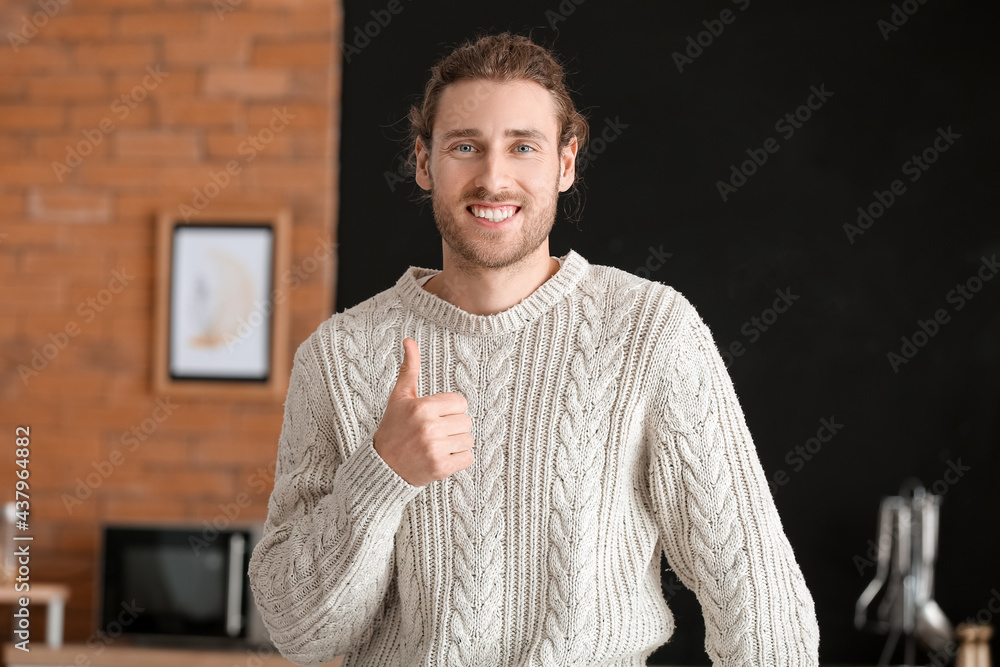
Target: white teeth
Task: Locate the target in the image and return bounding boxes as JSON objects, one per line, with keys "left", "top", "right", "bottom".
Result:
{"left": 470, "top": 205, "right": 518, "bottom": 222}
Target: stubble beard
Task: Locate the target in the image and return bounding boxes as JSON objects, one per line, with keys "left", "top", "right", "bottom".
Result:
{"left": 429, "top": 174, "right": 561, "bottom": 272}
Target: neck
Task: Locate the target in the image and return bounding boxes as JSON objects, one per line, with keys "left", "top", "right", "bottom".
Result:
{"left": 422, "top": 247, "right": 561, "bottom": 316}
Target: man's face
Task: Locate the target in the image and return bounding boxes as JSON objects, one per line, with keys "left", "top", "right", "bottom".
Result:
{"left": 415, "top": 79, "right": 577, "bottom": 270}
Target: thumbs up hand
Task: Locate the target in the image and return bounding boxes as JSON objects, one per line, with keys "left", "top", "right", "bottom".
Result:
{"left": 372, "top": 337, "right": 475, "bottom": 487}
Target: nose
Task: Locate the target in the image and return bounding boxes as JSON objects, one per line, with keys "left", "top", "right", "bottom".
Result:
{"left": 474, "top": 145, "right": 514, "bottom": 193}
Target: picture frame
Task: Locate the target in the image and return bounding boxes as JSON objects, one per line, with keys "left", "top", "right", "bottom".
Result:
{"left": 153, "top": 206, "right": 291, "bottom": 399}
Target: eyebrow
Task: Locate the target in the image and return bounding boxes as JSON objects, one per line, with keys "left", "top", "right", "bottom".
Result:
{"left": 439, "top": 127, "right": 549, "bottom": 145}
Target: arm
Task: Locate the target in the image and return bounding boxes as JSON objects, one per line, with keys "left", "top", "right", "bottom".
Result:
{"left": 647, "top": 295, "right": 820, "bottom": 665}
{"left": 248, "top": 334, "right": 422, "bottom": 665}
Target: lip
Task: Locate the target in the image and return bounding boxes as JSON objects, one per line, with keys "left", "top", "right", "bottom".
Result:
{"left": 466, "top": 205, "right": 521, "bottom": 228}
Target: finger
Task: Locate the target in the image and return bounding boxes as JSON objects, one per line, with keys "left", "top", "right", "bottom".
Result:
{"left": 446, "top": 432, "right": 475, "bottom": 454}
{"left": 448, "top": 449, "right": 475, "bottom": 474}
{"left": 388, "top": 337, "right": 421, "bottom": 401}
{"left": 423, "top": 391, "right": 469, "bottom": 415}
{"left": 440, "top": 413, "right": 474, "bottom": 436}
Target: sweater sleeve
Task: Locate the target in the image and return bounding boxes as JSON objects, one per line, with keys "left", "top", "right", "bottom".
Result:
{"left": 646, "top": 295, "right": 820, "bottom": 665}
{"left": 248, "top": 335, "right": 423, "bottom": 665}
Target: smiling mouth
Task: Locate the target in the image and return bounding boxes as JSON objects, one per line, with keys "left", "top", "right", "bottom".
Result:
{"left": 466, "top": 205, "right": 521, "bottom": 223}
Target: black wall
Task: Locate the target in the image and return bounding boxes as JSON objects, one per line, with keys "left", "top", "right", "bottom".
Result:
{"left": 335, "top": 0, "right": 999, "bottom": 663}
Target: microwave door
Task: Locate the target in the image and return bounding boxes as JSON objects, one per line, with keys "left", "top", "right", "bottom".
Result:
{"left": 225, "top": 532, "right": 247, "bottom": 637}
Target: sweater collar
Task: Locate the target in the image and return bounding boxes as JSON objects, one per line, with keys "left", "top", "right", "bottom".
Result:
{"left": 395, "top": 249, "right": 589, "bottom": 336}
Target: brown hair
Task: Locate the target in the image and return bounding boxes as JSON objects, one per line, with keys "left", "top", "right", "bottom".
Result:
{"left": 405, "top": 31, "right": 590, "bottom": 220}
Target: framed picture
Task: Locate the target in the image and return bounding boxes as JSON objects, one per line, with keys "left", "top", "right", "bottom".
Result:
{"left": 153, "top": 206, "right": 291, "bottom": 398}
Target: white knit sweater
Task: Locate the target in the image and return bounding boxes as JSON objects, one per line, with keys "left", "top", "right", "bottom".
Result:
{"left": 248, "top": 248, "right": 820, "bottom": 666}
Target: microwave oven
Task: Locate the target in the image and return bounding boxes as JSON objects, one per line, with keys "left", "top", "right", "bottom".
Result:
{"left": 97, "top": 522, "right": 272, "bottom": 649}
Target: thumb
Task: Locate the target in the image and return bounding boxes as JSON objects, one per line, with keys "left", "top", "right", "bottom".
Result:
{"left": 389, "top": 337, "right": 420, "bottom": 400}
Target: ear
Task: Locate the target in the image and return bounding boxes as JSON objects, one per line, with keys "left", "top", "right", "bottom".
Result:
{"left": 558, "top": 135, "right": 578, "bottom": 193}
{"left": 415, "top": 136, "right": 433, "bottom": 190}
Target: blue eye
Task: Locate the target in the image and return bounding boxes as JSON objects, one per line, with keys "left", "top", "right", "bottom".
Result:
{"left": 516, "top": 145, "right": 533, "bottom": 152}
{"left": 456, "top": 144, "right": 475, "bottom": 152}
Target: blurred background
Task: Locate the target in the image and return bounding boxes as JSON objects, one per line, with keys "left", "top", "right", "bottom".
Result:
{"left": 0, "top": 0, "right": 996, "bottom": 665}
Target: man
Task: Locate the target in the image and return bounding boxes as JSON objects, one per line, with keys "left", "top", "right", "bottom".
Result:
{"left": 248, "top": 31, "right": 820, "bottom": 666}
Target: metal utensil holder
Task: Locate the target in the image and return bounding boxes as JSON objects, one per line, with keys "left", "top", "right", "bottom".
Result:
{"left": 855, "top": 479, "right": 955, "bottom": 666}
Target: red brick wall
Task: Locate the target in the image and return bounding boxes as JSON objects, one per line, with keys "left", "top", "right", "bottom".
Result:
{"left": 0, "top": 0, "right": 341, "bottom": 643}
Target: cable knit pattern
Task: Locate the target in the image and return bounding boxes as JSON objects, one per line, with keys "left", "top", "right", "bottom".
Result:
{"left": 447, "top": 334, "right": 515, "bottom": 666}
{"left": 248, "top": 248, "right": 821, "bottom": 666}
{"left": 540, "top": 272, "right": 640, "bottom": 665}
{"left": 658, "top": 321, "right": 752, "bottom": 663}
{"left": 396, "top": 506, "right": 424, "bottom": 665}
{"left": 648, "top": 301, "right": 821, "bottom": 665}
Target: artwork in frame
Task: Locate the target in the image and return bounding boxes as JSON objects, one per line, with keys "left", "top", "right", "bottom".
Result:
{"left": 153, "top": 206, "right": 291, "bottom": 398}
